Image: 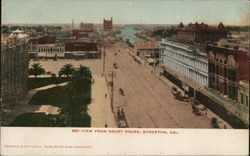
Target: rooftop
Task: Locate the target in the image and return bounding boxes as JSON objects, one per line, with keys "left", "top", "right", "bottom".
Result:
{"left": 177, "top": 22, "right": 226, "bottom": 31}
{"left": 134, "top": 41, "right": 158, "bottom": 50}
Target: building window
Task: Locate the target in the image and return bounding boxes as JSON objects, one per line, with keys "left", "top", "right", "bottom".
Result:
{"left": 224, "top": 68, "right": 227, "bottom": 78}
{"left": 228, "top": 86, "right": 237, "bottom": 100}
{"left": 216, "top": 65, "right": 219, "bottom": 74}
{"left": 224, "top": 83, "right": 227, "bottom": 95}
{"left": 228, "top": 69, "right": 236, "bottom": 82}
{"left": 240, "top": 93, "right": 244, "bottom": 104}
{"left": 246, "top": 96, "right": 249, "bottom": 107}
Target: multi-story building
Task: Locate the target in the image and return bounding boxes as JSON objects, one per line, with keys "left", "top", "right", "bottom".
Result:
{"left": 238, "top": 80, "right": 249, "bottom": 108}
{"left": 64, "top": 41, "right": 100, "bottom": 59}
{"left": 80, "top": 22, "right": 94, "bottom": 32}
{"left": 160, "top": 40, "right": 208, "bottom": 88}
{"left": 134, "top": 41, "right": 159, "bottom": 63}
{"left": 207, "top": 44, "right": 249, "bottom": 101}
{"left": 36, "top": 43, "right": 65, "bottom": 53}
{"left": 176, "top": 22, "right": 227, "bottom": 43}
{"left": 72, "top": 30, "right": 89, "bottom": 38}
{"left": 206, "top": 44, "right": 249, "bottom": 126}
{"left": 29, "top": 35, "right": 56, "bottom": 44}
{"left": 29, "top": 35, "right": 57, "bottom": 52}
{"left": 103, "top": 17, "right": 113, "bottom": 30}
{"left": 1, "top": 40, "right": 29, "bottom": 110}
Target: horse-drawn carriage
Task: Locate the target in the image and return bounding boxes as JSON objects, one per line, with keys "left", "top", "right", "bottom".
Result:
{"left": 191, "top": 99, "right": 206, "bottom": 116}
{"left": 113, "top": 63, "right": 118, "bottom": 69}
{"left": 210, "top": 117, "right": 219, "bottom": 128}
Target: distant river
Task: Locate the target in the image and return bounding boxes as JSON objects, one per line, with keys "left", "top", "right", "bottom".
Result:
{"left": 116, "top": 26, "right": 144, "bottom": 45}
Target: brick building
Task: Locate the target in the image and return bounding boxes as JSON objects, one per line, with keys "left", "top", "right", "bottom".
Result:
{"left": 103, "top": 17, "right": 113, "bottom": 30}
{"left": 207, "top": 44, "right": 249, "bottom": 104}
{"left": 65, "top": 42, "right": 98, "bottom": 51}
{"left": 29, "top": 35, "right": 56, "bottom": 44}
{"left": 72, "top": 30, "right": 89, "bottom": 38}
{"left": 65, "top": 42, "right": 100, "bottom": 59}
{"left": 206, "top": 44, "right": 249, "bottom": 126}
{"left": 177, "top": 22, "right": 227, "bottom": 43}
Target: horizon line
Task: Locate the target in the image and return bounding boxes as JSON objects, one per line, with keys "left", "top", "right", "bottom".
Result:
{"left": 2, "top": 23, "right": 249, "bottom": 26}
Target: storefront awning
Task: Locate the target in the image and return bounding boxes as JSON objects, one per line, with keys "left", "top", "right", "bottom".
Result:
{"left": 147, "top": 58, "right": 156, "bottom": 63}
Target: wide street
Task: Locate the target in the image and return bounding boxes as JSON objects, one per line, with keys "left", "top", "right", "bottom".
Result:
{"left": 104, "top": 41, "right": 211, "bottom": 128}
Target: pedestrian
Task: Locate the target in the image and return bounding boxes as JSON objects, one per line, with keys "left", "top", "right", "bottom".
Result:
{"left": 92, "top": 79, "right": 95, "bottom": 83}
{"left": 105, "top": 93, "right": 107, "bottom": 98}
{"left": 117, "top": 109, "right": 121, "bottom": 117}
{"left": 121, "top": 108, "right": 124, "bottom": 116}
{"left": 105, "top": 123, "right": 108, "bottom": 128}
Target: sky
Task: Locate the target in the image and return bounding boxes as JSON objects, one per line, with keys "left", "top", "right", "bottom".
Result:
{"left": 1, "top": 0, "right": 250, "bottom": 25}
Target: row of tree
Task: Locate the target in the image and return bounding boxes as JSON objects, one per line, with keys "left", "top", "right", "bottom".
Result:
{"left": 151, "top": 26, "right": 177, "bottom": 38}
{"left": 1, "top": 25, "right": 62, "bottom": 34}
{"left": 29, "top": 63, "right": 91, "bottom": 78}
{"left": 226, "top": 26, "right": 250, "bottom": 32}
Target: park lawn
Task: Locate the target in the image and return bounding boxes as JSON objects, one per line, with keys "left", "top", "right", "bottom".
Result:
{"left": 28, "top": 77, "right": 69, "bottom": 90}
{"left": 25, "top": 77, "right": 92, "bottom": 127}
{"left": 9, "top": 113, "right": 57, "bottom": 127}
{"left": 28, "top": 78, "right": 92, "bottom": 107}
{"left": 28, "top": 85, "right": 70, "bottom": 107}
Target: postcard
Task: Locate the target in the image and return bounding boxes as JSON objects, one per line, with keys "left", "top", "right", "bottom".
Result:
{"left": 1, "top": 0, "right": 249, "bottom": 155}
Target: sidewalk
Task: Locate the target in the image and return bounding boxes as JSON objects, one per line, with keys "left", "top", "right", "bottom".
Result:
{"left": 147, "top": 64, "right": 232, "bottom": 128}
{"left": 88, "top": 74, "right": 117, "bottom": 128}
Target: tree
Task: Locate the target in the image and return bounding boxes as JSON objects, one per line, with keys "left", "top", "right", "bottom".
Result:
{"left": 10, "top": 25, "right": 21, "bottom": 31}
{"left": 1, "top": 25, "right": 10, "bottom": 34}
{"left": 76, "top": 65, "right": 92, "bottom": 79}
{"left": 36, "top": 25, "right": 44, "bottom": 32}
{"left": 56, "top": 65, "right": 92, "bottom": 127}
{"left": 59, "top": 64, "right": 75, "bottom": 78}
{"left": 29, "top": 63, "right": 45, "bottom": 78}
{"left": 152, "top": 26, "right": 176, "bottom": 38}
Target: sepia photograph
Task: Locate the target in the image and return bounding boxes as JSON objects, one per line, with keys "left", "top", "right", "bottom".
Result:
{"left": 1, "top": 0, "right": 249, "bottom": 155}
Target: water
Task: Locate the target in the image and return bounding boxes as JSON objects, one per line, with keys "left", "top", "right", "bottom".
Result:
{"left": 116, "top": 26, "right": 144, "bottom": 45}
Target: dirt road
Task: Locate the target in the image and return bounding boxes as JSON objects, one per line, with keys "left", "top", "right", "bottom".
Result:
{"left": 104, "top": 41, "right": 211, "bottom": 128}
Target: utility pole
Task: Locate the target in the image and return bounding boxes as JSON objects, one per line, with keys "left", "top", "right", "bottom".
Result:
{"left": 103, "top": 41, "right": 106, "bottom": 75}
{"left": 72, "top": 19, "right": 74, "bottom": 30}
{"left": 110, "top": 71, "right": 114, "bottom": 113}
